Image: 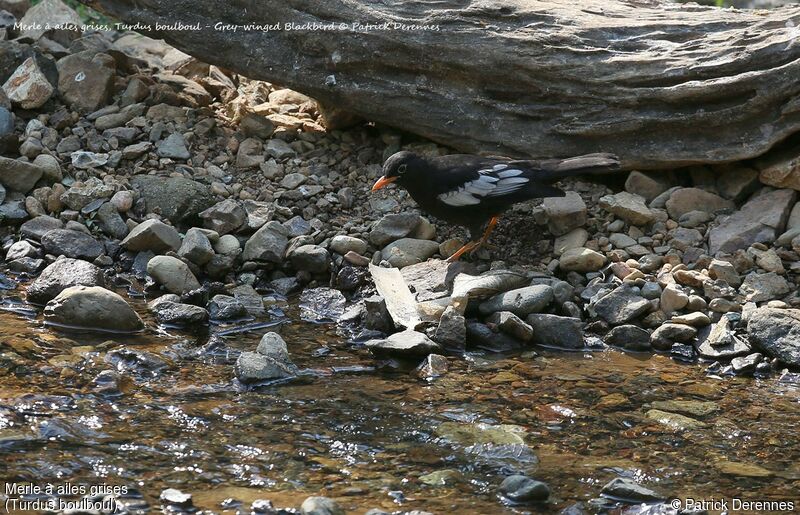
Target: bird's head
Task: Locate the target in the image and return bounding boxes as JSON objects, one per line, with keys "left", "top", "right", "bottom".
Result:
{"left": 371, "top": 151, "right": 420, "bottom": 192}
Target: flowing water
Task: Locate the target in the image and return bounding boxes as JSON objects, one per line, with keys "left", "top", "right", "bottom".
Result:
{"left": 0, "top": 289, "right": 798, "bottom": 514}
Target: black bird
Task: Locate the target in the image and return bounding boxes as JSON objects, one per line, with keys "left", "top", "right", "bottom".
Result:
{"left": 371, "top": 151, "right": 620, "bottom": 261}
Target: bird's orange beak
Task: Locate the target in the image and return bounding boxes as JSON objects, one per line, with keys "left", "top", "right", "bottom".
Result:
{"left": 371, "top": 176, "right": 398, "bottom": 192}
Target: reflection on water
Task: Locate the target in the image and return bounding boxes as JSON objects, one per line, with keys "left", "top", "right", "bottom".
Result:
{"left": 0, "top": 301, "right": 797, "bottom": 514}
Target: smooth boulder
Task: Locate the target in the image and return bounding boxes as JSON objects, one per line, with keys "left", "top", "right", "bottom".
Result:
{"left": 44, "top": 285, "right": 144, "bottom": 333}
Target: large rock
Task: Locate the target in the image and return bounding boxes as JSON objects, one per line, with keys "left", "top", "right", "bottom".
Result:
{"left": 756, "top": 146, "right": 800, "bottom": 191}
{"left": 739, "top": 271, "right": 791, "bottom": 302}
{"left": 43, "top": 286, "right": 144, "bottom": 333}
{"left": 121, "top": 219, "right": 182, "bottom": 253}
{"left": 243, "top": 221, "right": 289, "bottom": 263}
{"left": 146, "top": 255, "right": 201, "bottom": 294}
{"left": 27, "top": 257, "right": 105, "bottom": 304}
{"left": 381, "top": 238, "right": 439, "bottom": 268}
{"left": 1, "top": 57, "right": 53, "bottom": 109}
{"left": 624, "top": 170, "right": 672, "bottom": 202}
{"left": 747, "top": 307, "right": 800, "bottom": 366}
{"left": 199, "top": 199, "right": 246, "bottom": 235}
{"left": 366, "top": 329, "right": 442, "bottom": 357}
{"left": 591, "top": 284, "right": 650, "bottom": 325}
{"left": 542, "top": 191, "right": 586, "bottom": 236}
{"left": 149, "top": 298, "right": 208, "bottom": 326}
{"left": 665, "top": 188, "right": 734, "bottom": 220}
{"left": 526, "top": 313, "right": 584, "bottom": 348}
{"left": 598, "top": 191, "right": 655, "bottom": 225}
{"left": 708, "top": 188, "right": 796, "bottom": 255}
{"left": 41, "top": 229, "right": 103, "bottom": 260}
{"left": 56, "top": 51, "right": 115, "bottom": 113}
{"left": 478, "top": 284, "right": 554, "bottom": 317}
{"left": 695, "top": 315, "right": 750, "bottom": 359}
{"left": 235, "top": 332, "right": 297, "bottom": 383}
{"left": 0, "top": 156, "right": 44, "bottom": 193}
{"left": 130, "top": 175, "right": 213, "bottom": 225}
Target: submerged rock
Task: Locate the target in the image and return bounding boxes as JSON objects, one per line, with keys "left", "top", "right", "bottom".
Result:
{"left": 415, "top": 353, "right": 449, "bottom": 379}
{"left": 299, "top": 287, "right": 346, "bottom": 323}
{"left": 300, "top": 496, "right": 345, "bottom": 515}
{"left": 600, "top": 477, "right": 664, "bottom": 502}
{"left": 43, "top": 285, "right": 144, "bottom": 333}
{"left": 499, "top": 475, "right": 550, "bottom": 502}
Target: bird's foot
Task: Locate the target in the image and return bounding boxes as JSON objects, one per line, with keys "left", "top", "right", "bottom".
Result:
{"left": 446, "top": 241, "right": 478, "bottom": 262}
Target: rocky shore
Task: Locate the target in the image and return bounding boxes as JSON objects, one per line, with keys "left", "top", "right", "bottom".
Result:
{"left": 1, "top": 1, "right": 800, "bottom": 512}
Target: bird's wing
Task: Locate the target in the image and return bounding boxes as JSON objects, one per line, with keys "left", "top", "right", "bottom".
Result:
{"left": 436, "top": 163, "right": 534, "bottom": 207}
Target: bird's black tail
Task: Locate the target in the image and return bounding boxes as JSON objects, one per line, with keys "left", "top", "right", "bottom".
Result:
{"left": 511, "top": 153, "right": 621, "bottom": 183}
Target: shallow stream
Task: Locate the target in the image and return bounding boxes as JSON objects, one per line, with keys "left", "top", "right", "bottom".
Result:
{"left": 0, "top": 290, "right": 797, "bottom": 514}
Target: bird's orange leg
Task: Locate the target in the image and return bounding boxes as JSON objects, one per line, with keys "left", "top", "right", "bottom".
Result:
{"left": 446, "top": 241, "right": 478, "bottom": 263}
{"left": 468, "top": 215, "right": 501, "bottom": 256}
{"left": 446, "top": 216, "right": 501, "bottom": 262}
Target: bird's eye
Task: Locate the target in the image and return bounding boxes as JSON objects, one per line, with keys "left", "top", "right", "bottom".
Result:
{"left": 397, "top": 164, "right": 407, "bottom": 175}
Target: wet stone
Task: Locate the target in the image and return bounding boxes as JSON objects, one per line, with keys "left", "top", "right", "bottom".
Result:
{"left": 603, "top": 324, "right": 650, "bottom": 351}
{"left": 732, "top": 352, "right": 764, "bottom": 374}
{"left": 105, "top": 347, "right": 169, "bottom": 379}
{"left": 415, "top": 353, "right": 449, "bottom": 379}
{"left": 487, "top": 311, "right": 533, "bottom": 342}
{"left": 600, "top": 477, "right": 664, "bottom": 502}
{"left": 499, "top": 475, "right": 550, "bottom": 502}
{"left": 366, "top": 329, "right": 441, "bottom": 357}
{"left": 149, "top": 299, "right": 208, "bottom": 326}
{"left": 160, "top": 488, "right": 193, "bottom": 508}
{"left": 299, "top": 287, "right": 346, "bottom": 323}
{"left": 670, "top": 342, "right": 696, "bottom": 362}
{"left": 208, "top": 294, "right": 248, "bottom": 321}
{"left": 433, "top": 305, "right": 466, "bottom": 350}
{"left": 695, "top": 316, "right": 751, "bottom": 359}
{"left": 300, "top": 496, "right": 345, "bottom": 515}
{"left": 43, "top": 285, "right": 144, "bottom": 333}
{"left": 27, "top": 257, "right": 105, "bottom": 305}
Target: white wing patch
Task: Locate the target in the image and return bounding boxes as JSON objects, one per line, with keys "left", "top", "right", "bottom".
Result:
{"left": 437, "top": 168, "right": 529, "bottom": 206}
